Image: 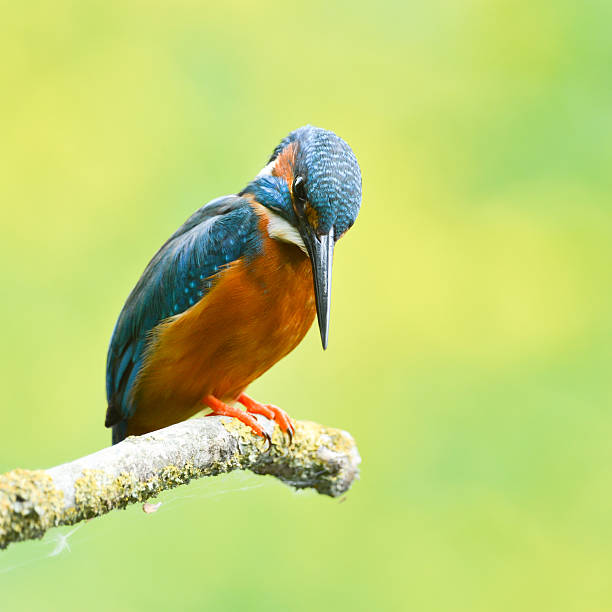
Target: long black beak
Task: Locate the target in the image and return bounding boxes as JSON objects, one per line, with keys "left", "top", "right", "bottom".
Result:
{"left": 302, "top": 226, "right": 335, "bottom": 349}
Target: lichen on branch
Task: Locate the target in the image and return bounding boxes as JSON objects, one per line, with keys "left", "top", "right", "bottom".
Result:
{"left": 0, "top": 416, "right": 361, "bottom": 550}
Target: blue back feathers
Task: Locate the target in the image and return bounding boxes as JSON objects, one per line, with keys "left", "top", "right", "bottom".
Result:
{"left": 105, "top": 196, "right": 261, "bottom": 426}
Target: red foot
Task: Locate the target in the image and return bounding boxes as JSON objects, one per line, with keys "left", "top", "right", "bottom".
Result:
{"left": 202, "top": 395, "right": 270, "bottom": 446}
{"left": 237, "top": 393, "right": 295, "bottom": 443}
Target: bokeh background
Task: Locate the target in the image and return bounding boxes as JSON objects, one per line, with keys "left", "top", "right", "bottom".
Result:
{"left": 2, "top": 1, "right": 612, "bottom": 610}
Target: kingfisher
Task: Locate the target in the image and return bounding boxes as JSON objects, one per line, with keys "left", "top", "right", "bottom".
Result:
{"left": 105, "top": 125, "right": 362, "bottom": 445}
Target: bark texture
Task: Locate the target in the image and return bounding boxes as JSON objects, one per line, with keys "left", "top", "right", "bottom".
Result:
{"left": 0, "top": 416, "right": 360, "bottom": 550}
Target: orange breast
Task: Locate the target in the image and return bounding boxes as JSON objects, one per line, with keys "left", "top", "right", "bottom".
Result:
{"left": 126, "top": 205, "right": 315, "bottom": 436}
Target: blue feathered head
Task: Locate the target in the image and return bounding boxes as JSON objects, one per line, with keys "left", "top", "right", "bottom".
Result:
{"left": 243, "top": 125, "right": 362, "bottom": 349}
{"left": 250, "top": 125, "right": 362, "bottom": 239}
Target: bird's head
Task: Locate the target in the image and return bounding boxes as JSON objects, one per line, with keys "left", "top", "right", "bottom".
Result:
{"left": 242, "top": 125, "right": 362, "bottom": 349}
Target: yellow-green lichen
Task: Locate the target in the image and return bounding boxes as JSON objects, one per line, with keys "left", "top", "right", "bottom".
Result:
{"left": 73, "top": 462, "right": 208, "bottom": 517}
{"left": 0, "top": 469, "right": 65, "bottom": 549}
{"left": 222, "top": 418, "right": 360, "bottom": 497}
{"left": 1, "top": 418, "right": 359, "bottom": 549}
{"left": 220, "top": 416, "right": 271, "bottom": 453}
{"left": 0, "top": 458, "right": 247, "bottom": 549}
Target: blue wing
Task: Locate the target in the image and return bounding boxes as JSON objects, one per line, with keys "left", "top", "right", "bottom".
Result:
{"left": 105, "top": 195, "right": 261, "bottom": 434}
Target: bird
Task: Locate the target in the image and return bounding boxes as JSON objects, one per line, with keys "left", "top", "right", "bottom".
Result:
{"left": 105, "top": 125, "right": 362, "bottom": 445}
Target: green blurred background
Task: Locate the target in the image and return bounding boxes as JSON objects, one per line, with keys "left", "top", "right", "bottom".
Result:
{"left": 1, "top": 1, "right": 612, "bottom": 610}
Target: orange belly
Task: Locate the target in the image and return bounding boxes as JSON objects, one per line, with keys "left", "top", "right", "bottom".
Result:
{"left": 126, "top": 209, "right": 315, "bottom": 436}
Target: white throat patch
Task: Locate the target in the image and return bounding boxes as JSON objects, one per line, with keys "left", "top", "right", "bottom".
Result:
{"left": 266, "top": 210, "right": 307, "bottom": 253}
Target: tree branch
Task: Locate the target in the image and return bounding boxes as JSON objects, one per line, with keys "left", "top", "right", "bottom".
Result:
{"left": 0, "top": 416, "right": 360, "bottom": 550}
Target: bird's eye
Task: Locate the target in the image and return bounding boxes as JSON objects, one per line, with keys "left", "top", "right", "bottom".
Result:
{"left": 292, "top": 175, "right": 307, "bottom": 206}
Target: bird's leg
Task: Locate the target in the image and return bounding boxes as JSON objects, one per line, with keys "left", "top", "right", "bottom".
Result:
{"left": 237, "top": 393, "right": 295, "bottom": 443}
{"left": 202, "top": 395, "right": 271, "bottom": 446}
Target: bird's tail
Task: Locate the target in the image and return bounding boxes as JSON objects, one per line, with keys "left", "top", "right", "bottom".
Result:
{"left": 105, "top": 402, "right": 128, "bottom": 445}
{"left": 111, "top": 420, "right": 128, "bottom": 445}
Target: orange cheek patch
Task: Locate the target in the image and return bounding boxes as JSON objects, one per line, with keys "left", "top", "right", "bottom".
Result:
{"left": 304, "top": 202, "right": 319, "bottom": 230}
{"left": 272, "top": 141, "right": 297, "bottom": 186}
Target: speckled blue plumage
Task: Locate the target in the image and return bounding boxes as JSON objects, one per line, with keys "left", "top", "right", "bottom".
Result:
{"left": 246, "top": 125, "right": 362, "bottom": 238}
{"left": 105, "top": 195, "right": 261, "bottom": 434}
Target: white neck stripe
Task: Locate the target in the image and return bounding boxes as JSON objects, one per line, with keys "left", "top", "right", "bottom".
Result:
{"left": 266, "top": 210, "right": 307, "bottom": 253}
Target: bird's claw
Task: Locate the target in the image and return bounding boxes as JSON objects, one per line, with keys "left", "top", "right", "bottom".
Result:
{"left": 237, "top": 394, "right": 295, "bottom": 447}
{"left": 261, "top": 430, "right": 272, "bottom": 451}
